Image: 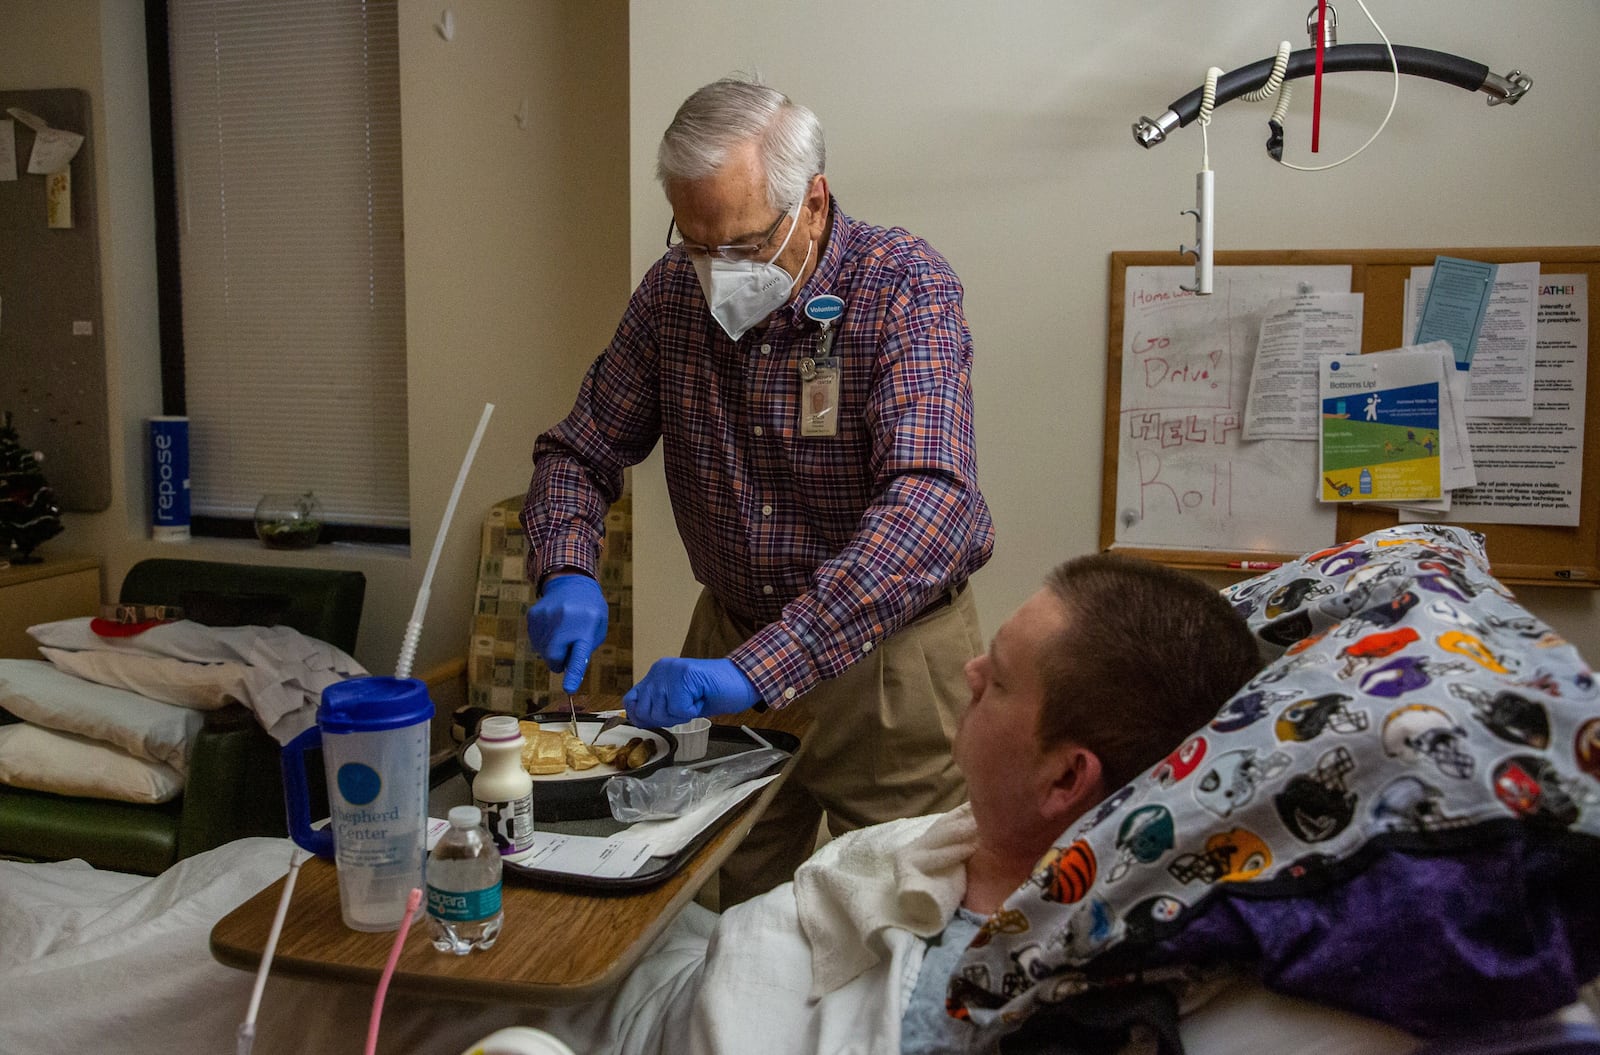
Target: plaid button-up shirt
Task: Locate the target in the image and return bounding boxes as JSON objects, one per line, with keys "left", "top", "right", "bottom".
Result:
{"left": 524, "top": 199, "right": 993, "bottom": 706}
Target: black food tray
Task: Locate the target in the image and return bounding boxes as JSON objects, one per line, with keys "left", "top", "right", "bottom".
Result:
{"left": 502, "top": 724, "right": 797, "bottom": 892}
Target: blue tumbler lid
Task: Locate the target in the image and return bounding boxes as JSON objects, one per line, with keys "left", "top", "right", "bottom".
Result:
{"left": 317, "top": 676, "right": 434, "bottom": 733}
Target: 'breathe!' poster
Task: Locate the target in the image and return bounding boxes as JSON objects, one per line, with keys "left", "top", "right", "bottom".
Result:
{"left": 1319, "top": 348, "right": 1442, "bottom": 502}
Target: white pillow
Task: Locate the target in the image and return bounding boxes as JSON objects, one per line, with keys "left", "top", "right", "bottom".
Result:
{"left": 0, "top": 660, "right": 202, "bottom": 775}
{"left": 0, "top": 723, "right": 184, "bottom": 803}
{"left": 39, "top": 648, "right": 246, "bottom": 713}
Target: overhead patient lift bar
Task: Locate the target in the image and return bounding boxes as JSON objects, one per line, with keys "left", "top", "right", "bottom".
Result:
{"left": 1133, "top": 43, "right": 1531, "bottom": 149}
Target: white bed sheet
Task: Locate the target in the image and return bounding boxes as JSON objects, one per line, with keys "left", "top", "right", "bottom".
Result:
{"left": 0, "top": 837, "right": 708, "bottom": 1055}
{"left": 0, "top": 837, "right": 1590, "bottom": 1055}
{"left": 0, "top": 839, "right": 527, "bottom": 1054}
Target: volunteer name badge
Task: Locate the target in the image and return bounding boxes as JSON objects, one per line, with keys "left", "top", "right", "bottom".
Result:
{"left": 800, "top": 295, "right": 844, "bottom": 437}
{"left": 805, "top": 294, "right": 844, "bottom": 325}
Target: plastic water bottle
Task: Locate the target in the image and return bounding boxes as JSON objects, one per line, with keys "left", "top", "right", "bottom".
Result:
{"left": 425, "top": 805, "right": 503, "bottom": 955}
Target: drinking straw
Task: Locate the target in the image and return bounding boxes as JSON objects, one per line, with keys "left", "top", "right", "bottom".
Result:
{"left": 236, "top": 846, "right": 311, "bottom": 1055}
{"left": 364, "top": 887, "right": 423, "bottom": 1055}
{"left": 395, "top": 402, "right": 495, "bottom": 678}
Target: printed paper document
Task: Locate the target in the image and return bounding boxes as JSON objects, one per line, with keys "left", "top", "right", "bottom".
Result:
{"left": 1242, "top": 292, "right": 1365, "bottom": 441}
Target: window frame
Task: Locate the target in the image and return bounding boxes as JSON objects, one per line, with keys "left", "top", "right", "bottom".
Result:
{"left": 142, "top": 0, "right": 410, "bottom": 548}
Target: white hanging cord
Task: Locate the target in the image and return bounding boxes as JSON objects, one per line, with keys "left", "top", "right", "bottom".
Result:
{"left": 236, "top": 847, "right": 311, "bottom": 1055}
{"left": 395, "top": 402, "right": 495, "bottom": 679}
{"left": 1278, "top": 0, "right": 1399, "bottom": 171}
{"left": 1196, "top": 65, "right": 1222, "bottom": 171}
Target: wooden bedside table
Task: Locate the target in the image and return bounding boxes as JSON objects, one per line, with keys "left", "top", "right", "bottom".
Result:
{"left": 0, "top": 556, "right": 101, "bottom": 659}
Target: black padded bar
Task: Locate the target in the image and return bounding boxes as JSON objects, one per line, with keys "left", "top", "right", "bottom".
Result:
{"left": 1166, "top": 44, "right": 1492, "bottom": 129}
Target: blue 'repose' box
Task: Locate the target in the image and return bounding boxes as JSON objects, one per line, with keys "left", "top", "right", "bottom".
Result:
{"left": 149, "top": 416, "right": 190, "bottom": 540}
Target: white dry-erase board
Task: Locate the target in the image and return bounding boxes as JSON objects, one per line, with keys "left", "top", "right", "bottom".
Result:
{"left": 1101, "top": 248, "right": 1600, "bottom": 588}
{"left": 0, "top": 88, "right": 108, "bottom": 512}
{"left": 1107, "top": 261, "right": 1350, "bottom": 557}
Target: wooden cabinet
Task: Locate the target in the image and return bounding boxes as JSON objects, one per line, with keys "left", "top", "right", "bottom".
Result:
{"left": 0, "top": 557, "right": 101, "bottom": 659}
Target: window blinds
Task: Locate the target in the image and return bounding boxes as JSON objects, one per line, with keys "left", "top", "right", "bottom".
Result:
{"left": 167, "top": 0, "right": 408, "bottom": 527}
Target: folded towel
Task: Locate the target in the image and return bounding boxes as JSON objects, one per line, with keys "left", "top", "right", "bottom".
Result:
{"left": 795, "top": 804, "right": 977, "bottom": 997}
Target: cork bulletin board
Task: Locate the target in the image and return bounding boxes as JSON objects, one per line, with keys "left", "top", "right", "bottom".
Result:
{"left": 0, "top": 88, "right": 109, "bottom": 512}
{"left": 1102, "top": 247, "right": 1600, "bottom": 587}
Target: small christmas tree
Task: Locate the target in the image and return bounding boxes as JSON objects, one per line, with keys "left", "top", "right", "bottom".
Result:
{"left": 0, "top": 411, "right": 64, "bottom": 564}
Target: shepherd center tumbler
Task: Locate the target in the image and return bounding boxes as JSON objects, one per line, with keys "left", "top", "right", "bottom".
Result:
{"left": 281, "top": 676, "right": 435, "bottom": 931}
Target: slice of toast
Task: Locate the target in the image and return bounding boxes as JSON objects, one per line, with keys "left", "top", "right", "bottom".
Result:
{"left": 563, "top": 732, "right": 600, "bottom": 771}
{"left": 520, "top": 728, "right": 567, "bottom": 775}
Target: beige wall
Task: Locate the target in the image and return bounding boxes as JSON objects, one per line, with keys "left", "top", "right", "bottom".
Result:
{"left": 626, "top": 0, "right": 1600, "bottom": 671}
{"left": 3, "top": 1, "right": 629, "bottom": 677}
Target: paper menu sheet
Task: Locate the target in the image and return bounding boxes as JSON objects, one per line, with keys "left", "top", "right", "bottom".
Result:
{"left": 506, "top": 775, "right": 777, "bottom": 879}
{"left": 431, "top": 773, "right": 780, "bottom": 881}
{"left": 429, "top": 815, "right": 654, "bottom": 880}
{"left": 509, "top": 832, "right": 657, "bottom": 879}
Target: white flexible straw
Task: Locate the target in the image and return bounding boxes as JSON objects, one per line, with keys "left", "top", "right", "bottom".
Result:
{"left": 236, "top": 846, "right": 311, "bottom": 1055}
{"left": 395, "top": 402, "right": 495, "bottom": 678}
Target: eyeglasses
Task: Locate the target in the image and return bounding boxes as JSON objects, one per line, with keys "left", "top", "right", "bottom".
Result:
{"left": 666, "top": 206, "right": 793, "bottom": 262}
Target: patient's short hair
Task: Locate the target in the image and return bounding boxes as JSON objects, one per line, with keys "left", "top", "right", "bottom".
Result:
{"left": 1038, "top": 554, "right": 1262, "bottom": 793}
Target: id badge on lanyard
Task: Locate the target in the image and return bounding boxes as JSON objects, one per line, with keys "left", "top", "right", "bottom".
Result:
{"left": 800, "top": 294, "right": 845, "bottom": 438}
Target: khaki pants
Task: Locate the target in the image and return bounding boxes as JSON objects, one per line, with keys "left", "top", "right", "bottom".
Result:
{"left": 681, "top": 584, "right": 982, "bottom": 907}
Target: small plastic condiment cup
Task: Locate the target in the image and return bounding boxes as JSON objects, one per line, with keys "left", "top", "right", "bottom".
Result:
{"left": 668, "top": 716, "right": 712, "bottom": 762}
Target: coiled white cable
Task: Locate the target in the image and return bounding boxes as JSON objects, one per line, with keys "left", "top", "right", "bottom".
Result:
{"left": 1244, "top": 40, "right": 1294, "bottom": 104}
{"left": 1197, "top": 65, "right": 1223, "bottom": 171}
{"left": 1246, "top": 39, "right": 1295, "bottom": 130}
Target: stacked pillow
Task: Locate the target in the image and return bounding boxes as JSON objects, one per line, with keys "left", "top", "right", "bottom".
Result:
{"left": 0, "top": 662, "right": 202, "bottom": 803}
{"left": 950, "top": 525, "right": 1600, "bottom": 1037}
{"left": 0, "top": 616, "right": 367, "bottom": 804}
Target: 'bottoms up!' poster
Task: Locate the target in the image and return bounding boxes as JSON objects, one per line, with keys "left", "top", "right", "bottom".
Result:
{"left": 1319, "top": 348, "right": 1442, "bottom": 502}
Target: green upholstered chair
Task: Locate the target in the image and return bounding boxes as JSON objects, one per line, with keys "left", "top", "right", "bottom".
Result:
{"left": 0, "top": 558, "right": 364, "bottom": 875}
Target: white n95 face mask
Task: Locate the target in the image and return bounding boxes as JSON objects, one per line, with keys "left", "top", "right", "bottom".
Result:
{"left": 692, "top": 204, "right": 812, "bottom": 342}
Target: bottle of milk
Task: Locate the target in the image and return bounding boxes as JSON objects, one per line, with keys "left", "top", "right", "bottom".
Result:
{"left": 472, "top": 714, "right": 536, "bottom": 854}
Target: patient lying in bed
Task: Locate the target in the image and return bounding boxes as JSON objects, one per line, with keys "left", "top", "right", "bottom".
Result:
{"left": 4, "top": 528, "right": 1597, "bottom": 1054}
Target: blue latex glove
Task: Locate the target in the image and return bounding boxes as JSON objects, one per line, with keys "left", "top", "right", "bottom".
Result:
{"left": 525, "top": 574, "right": 608, "bottom": 694}
{"left": 623, "top": 658, "right": 760, "bottom": 729}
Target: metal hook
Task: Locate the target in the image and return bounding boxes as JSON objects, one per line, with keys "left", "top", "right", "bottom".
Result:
{"left": 1177, "top": 171, "right": 1214, "bottom": 294}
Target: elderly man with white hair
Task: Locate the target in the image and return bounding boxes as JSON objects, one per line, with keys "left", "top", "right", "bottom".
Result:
{"left": 521, "top": 76, "right": 994, "bottom": 906}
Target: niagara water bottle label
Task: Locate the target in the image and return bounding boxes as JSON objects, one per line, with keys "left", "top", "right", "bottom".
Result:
{"left": 427, "top": 883, "right": 502, "bottom": 922}
{"left": 476, "top": 794, "right": 535, "bottom": 854}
